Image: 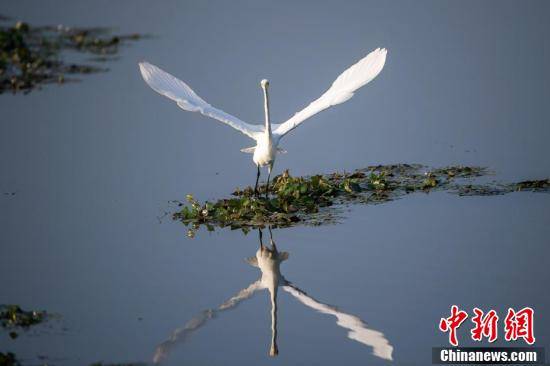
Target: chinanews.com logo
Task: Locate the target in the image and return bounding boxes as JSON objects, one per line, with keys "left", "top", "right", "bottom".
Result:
{"left": 433, "top": 305, "right": 545, "bottom": 364}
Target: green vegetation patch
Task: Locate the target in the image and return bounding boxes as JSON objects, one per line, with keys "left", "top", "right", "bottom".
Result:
{"left": 0, "top": 304, "right": 47, "bottom": 328}
{"left": 516, "top": 179, "right": 550, "bottom": 191}
{"left": 0, "top": 18, "right": 143, "bottom": 94}
{"left": 89, "top": 363, "right": 146, "bottom": 366}
{"left": 173, "top": 164, "right": 550, "bottom": 237}
{"left": 0, "top": 352, "right": 19, "bottom": 366}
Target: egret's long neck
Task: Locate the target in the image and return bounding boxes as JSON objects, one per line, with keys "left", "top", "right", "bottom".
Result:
{"left": 262, "top": 85, "right": 272, "bottom": 137}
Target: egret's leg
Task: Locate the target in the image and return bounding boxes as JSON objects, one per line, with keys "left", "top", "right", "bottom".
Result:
{"left": 268, "top": 226, "right": 276, "bottom": 248}
{"left": 254, "top": 165, "right": 260, "bottom": 197}
{"left": 258, "top": 228, "right": 264, "bottom": 249}
{"left": 265, "top": 166, "right": 272, "bottom": 199}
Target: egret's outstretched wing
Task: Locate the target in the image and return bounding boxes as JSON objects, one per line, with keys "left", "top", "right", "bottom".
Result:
{"left": 283, "top": 283, "right": 393, "bottom": 361}
{"left": 273, "top": 48, "right": 387, "bottom": 138}
{"left": 139, "top": 62, "right": 263, "bottom": 140}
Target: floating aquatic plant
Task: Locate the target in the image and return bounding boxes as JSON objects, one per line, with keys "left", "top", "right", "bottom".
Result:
{"left": 0, "top": 18, "right": 143, "bottom": 94}
{"left": 516, "top": 179, "right": 550, "bottom": 191}
{"left": 0, "top": 304, "right": 50, "bottom": 342}
{"left": 431, "top": 166, "right": 485, "bottom": 178}
{"left": 0, "top": 304, "right": 46, "bottom": 328}
{"left": 0, "top": 352, "right": 19, "bottom": 366}
{"left": 89, "top": 363, "right": 146, "bottom": 366}
{"left": 173, "top": 164, "right": 548, "bottom": 237}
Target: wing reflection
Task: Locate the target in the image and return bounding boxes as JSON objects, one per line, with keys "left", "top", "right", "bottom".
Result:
{"left": 153, "top": 227, "right": 393, "bottom": 363}
{"left": 282, "top": 284, "right": 393, "bottom": 360}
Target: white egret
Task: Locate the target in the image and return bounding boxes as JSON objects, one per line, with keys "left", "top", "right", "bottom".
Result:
{"left": 139, "top": 48, "right": 387, "bottom": 196}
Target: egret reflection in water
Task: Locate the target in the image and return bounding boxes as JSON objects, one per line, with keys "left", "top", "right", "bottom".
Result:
{"left": 153, "top": 228, "right": 393, "bottom": 363}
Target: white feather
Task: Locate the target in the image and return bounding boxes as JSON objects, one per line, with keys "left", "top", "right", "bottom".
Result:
{"left": 139, "top": 62, "right": 263, "bottom": 140}
{"left": 240, "top": 146, "right": 256, "bottom": 154}
{"left": 273, "top": 48, "right": 387, "bottom": 137}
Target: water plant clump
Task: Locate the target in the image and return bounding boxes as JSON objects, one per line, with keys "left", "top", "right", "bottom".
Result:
{"left": 0, "top": 304, "right": 46, "bottom": 328}
{"left": 0, "top": 19, "right": 143, "bottom": 94}
{"left": 431, "top": 165, "right": 486, "bottom": 178}
{"left": 89, "top": 363, "right": 146, "bottom": 366}
{"left": 0, "top": 352, "right": 20, "bottom": 366}
{"left": 516, "top": 179, "right": 550, "bottom": 191}
{"left": 173, "top": 164, "right": 550, "bottom": 236}
{"left": 174, "top": 171, "right": 371, "bottom": 236}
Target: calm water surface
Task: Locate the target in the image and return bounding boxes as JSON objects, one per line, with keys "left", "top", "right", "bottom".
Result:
{"left": 1, "top": 1, "right": 549, "bottom": 365}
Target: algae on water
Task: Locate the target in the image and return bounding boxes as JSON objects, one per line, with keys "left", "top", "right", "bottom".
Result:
{"left": 0, "top": 352, "right": 19, "bottom": 366}
{"left": 0, "top": 18, "right": 143, "bottom": 94}
{"left": 0, "top": 304, "right": 47, "bottom": 328}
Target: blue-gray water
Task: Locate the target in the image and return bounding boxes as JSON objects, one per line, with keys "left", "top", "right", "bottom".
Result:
{"left": 1, "top": 1, "right": 549, "bottom": 365}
